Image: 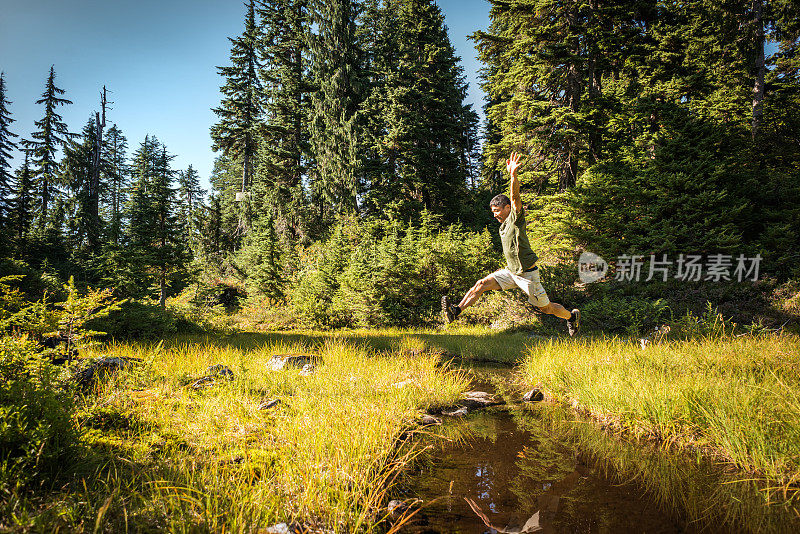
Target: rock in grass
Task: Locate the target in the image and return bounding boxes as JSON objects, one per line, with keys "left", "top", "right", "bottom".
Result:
{"left": 419, "top": 414, "right": 442, "bottom": 426}
{"left": 188, "top": 364, "right": 235, "bottom": 390}
{"left": 259, "top": 398, "right": 281, "bottom": 410}
{"left": 190, "top": 376, "right": 216, "bottom": 390}
{"left": 522, "top": 388, "right": 545, "bottom": 402}
{"left": 207, "top": 364, "right": 234, "bottom": 379}
{"left": 263, "top": 523, "right": 333, "bottom": 534}
{"left": 441, "top": 406, "right": 469, "bottom": 417}
{"left": 460, "top": 391, "right": 504, "bottom": 410}
{"left": 75, "top": 356, "right": 133, "bottom": 388}
{"left": 268, "top": 354, "right": 317, "bottom": 371}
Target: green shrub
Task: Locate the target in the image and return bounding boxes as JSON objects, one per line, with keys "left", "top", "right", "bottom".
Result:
{"left": 289, "top": 216, "right": 500, "bottom": 328}
{"left": 0, "top": 336, "right": 78, "bottom": 489}
{"left": 581, "top": 295, "right": 671, "bottom": 335}
{"left": 91, "top": 301, "right": 184, "bottom": 339}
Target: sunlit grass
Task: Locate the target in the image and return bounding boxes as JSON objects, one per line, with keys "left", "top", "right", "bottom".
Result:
{"left": 5, "top": 334, "right": 470, "bottom": 532}
{"left": 520, "top": 334, "right": 800, "bottom": 496}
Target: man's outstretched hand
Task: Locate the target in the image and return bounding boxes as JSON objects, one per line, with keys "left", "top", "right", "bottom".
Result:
{"left": 507, "top": 152, "right": 522, "bottom": 178}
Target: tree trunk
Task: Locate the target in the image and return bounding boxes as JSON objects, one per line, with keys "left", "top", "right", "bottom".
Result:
{"left": 159, "top": 266, "right": 166, "bottom": 308}
{"left": 751, "top": 0, "right": 765, "bottom": 140}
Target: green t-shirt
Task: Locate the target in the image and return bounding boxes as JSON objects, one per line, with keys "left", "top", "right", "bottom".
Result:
{"left": 500, "top": 207, "right": 538, "bottom": 274}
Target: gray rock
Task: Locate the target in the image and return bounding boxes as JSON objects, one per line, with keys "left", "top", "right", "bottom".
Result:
{"left": 207, "top": 364, "right": 234, "bottom": 379}
{"left": 190, "top": 376, "right": 216, "bottom": 390}
{"left": 419, "top": 414, "right": 442, "bottom": 426}
{"left": 263, "top": 523, "right": 333, "bottom": 534}
{"left": 460, "top": 391, "right": 504, "bottom": 410}
{"left": 259, "top": 398, "right": 281, "bottom": 410}
{"left": 263, "top": 524, "right": 293, "bottom": 534}
{"left": 522, "top": 388, "right": 545, "bottom": 402}
{"left": 75, "top": 357, "right": 131, "bottom": 388}
{"left": 442, "top": 406, "right": 469, "bottom": 417}
{"left": 269, "top": 354, "right": 318, "bottom": 371}
{"left": 299, "top": 363, "right": 315, "bottom": 376}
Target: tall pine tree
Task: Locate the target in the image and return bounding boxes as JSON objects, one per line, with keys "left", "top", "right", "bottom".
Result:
{"left": 257, "top": 0, "right": 312, "bottom": 238}
{"left": 22, "top": 66, "right": 77, "bottom": 224}
{"left": 0, "top": 72, "right": 19, "bottom": 225}
{"left": 11, "top": 151, "right": 34, "bottom": 249}
{"left": 102, "top": 124, "right": 128, "bottom": 246}
{"left": 360, "top": 0, "right": 479, "bottom": 223}
{"left": 211, "top": 0, "right": 264, "bottom": 227}
{"left": 125, "top": 136, "right": 189, "bottom": 306}
{"left": 309, "top": 0, "right": 364, "bottom": 219}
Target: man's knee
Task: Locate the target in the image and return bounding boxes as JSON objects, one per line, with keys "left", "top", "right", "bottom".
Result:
{"left": 538, "top": 302, "right": 554, "bottom": 314}
{"left": 479, "top": 275, "right": 501, "bottom": 292}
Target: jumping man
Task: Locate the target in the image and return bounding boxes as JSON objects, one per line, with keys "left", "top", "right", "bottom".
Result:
{"left": 442, "top": 152, "right": 581, "bottom": 336}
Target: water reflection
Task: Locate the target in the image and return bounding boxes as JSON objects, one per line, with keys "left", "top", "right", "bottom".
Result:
{"left": 398, "top": 410, "right": 685, "bottom": 533}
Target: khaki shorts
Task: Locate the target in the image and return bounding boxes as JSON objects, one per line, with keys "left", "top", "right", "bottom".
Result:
{"left": 491, "top": 268, "right": 551, "bottom": 307}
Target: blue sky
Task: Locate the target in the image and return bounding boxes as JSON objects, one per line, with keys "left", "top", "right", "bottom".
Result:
{"left": 0, "top": 0, "right": 491, "bottom": 190}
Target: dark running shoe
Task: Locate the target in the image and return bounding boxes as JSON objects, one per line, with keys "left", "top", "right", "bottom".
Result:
{"left": 441, "top": 296, "right": 459, "bottom": 324}
{"left": 567, "top": 308, "right": 581, "bottom": 336}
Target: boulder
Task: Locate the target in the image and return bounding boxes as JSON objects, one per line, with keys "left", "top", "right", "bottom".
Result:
{"left": 460, "top": 391, "right": 504, "bottom": 410}
{"left": 419, "top": 414, "right": 442, "bottom": 426}
{"left": 268, "top": 354, "right": 317, "bottom": 371}
{"left": 190, "top": 376, "right": 217, "bottom": 390}
{"left": 207, "top": 364, "right": 234, "bottom": 379}
{"left": 262, "top": 523, "right": 333, "bottom": 534}
{"left": 441, "top": 406, "right": 468, "bottom": 417}
{"left": 522, "top": 388, "right": 545, "bottom": 402}
{"left": 74, "top": 356, "right": 132, "bottom": 388}
{"left": 188, "top": 364, "right": 235, "bottom": 390}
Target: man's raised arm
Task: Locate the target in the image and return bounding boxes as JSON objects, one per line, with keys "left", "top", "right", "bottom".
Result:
{"left": 507, "top": 151, "right": 522, "bottom": 214}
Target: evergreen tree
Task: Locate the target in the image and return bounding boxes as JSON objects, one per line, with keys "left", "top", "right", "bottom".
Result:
{"left": 207, "top": 155, "right": 246, "bottom": 252}
{"left": 210, "top": 0, "right": 263, "bottom": 220}
{"left": 22, "top": 66, "right": 77, "bottom": 224}
{"left": 125, "top": 136, "right": 189, "bottom": 306}
{"left": 360, "top": 0, "right": 479, "bottom": 223}
{"left": 11, "top": 151, "right": 34, "bottom": 247}
{"left": 308, "top": 0, "right": 364, "bottom": 219}
{"left": 102, "top": 124, "right": 128, "bottom": 246}
{"left": 177, "top": 164, "right": 206, "bottom": 248}
{"left": 257, "top": 0, "right": 312, "bottom": 238}
{"left": 61, "top": 118, "right": 97, "bottom": 250}
{"left": 0, "top": 72, "right": 19, "bottom": 224}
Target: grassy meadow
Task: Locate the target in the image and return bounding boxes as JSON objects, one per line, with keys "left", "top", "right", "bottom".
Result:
{"left": 3, "top": 333, "right": 474, "bottom": 532}
{"left": 5, "top": 324, "right": 800, "bottom": 532}
{"left": 520, "top": 333, "right": 800, "bottom": 508}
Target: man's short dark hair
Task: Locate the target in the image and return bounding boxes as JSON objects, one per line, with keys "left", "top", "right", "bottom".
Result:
{"left": 490, "top": 194, "right": 511, "bottom": 208}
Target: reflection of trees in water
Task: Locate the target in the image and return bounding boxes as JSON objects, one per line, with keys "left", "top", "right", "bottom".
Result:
{"left": 525, "top": 404, "right": 800, "bottom": 533}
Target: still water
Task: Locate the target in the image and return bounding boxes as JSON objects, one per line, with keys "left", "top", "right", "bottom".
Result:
{"left": 399, "top": 410, "right": 688, "bottom": 534}
{"left": 396, "top": 369, "right": 692, "bottom": 533}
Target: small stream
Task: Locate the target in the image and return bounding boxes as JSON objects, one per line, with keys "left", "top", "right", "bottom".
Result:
{"left": 394, "top": 367, "right": 695, "bottom": 533}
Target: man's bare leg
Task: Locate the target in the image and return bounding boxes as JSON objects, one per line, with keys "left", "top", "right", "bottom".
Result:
{"left": 538, "top": 302, "right": 572, "bottom": 320}
{"left": 458, "top": 275, "right": 501, "bottom": 311}
{"left": 443, "top": 275, "right": 501, "bottom": 323}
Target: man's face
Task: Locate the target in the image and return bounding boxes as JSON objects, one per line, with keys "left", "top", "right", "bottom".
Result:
{"left": 491, "top": 203, "right": 512, "bottom": 223}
